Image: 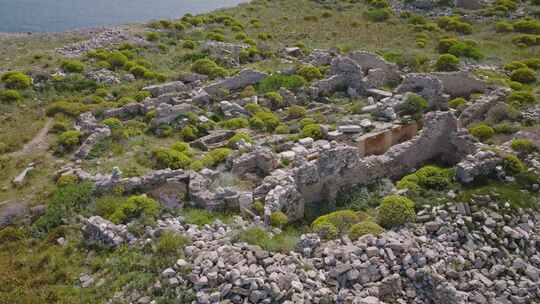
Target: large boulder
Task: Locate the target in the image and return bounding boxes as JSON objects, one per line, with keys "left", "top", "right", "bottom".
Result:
{"left": 143, "top": 81, "right": 187, "bottom": 97}
{"left": 432, "top": 71, "right": 487, "bottom": 98}
{"left": 396, "top": 73, "right": 447, "bottom": 110}
{"left": 203, "top": 69, "right": 268, "bottom": 96}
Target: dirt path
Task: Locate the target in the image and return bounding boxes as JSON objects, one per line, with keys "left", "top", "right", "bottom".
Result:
{"left": 8, "top": 117, "right": 54, "bottom": 158}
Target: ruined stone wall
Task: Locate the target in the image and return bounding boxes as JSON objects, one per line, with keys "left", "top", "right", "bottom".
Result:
{"left": 259, "top": 111, "right": 476, "bottom": 221}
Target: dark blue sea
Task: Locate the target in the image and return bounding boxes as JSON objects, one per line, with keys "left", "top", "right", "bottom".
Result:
{"left": 0, "top": 0, "right": 246, "bottom": 32}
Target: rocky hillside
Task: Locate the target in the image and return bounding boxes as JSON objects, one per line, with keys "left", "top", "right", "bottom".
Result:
{"left": 0, "top": 0, "right": 539, "bottom": 303}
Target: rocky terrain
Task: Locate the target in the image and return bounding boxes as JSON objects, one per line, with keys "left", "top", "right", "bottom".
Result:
{"left": 0, "top": 0, "right": 539, "bottom": 303}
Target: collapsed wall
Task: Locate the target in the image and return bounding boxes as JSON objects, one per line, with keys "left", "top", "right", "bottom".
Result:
{"left": 255, "top": 111, "right": 476, "bottom": 221}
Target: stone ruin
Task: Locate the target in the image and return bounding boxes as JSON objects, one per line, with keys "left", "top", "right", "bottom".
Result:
{"left": 254, "top": 111, "right": 477, "bottom": 221}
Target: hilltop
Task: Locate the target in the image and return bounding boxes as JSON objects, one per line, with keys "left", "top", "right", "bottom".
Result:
{"left": 0, "top": 0, "right": 539, "bottom": 303}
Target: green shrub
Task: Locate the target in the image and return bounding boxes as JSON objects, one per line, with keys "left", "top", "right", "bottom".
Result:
{"left": 523, "top": 58, "right": 540, "bottom": 70}
{"left": 437, "top": 37, "right": 459, "bottom": 53}
{"left": 221, "top": 117, "right": 249, "bottom": 129}
{"left": 227, "top": 132, "right": 252, "bottom": 148}
{"left": 364, "top": 8, "right": 392, "bottom": 22}
{"left": 46, "top": 101, "right": 88, "bottom": 117}
{"left": 250, "top": 111, "right": 280, "bottom": 132}
{"left": 0, "top": 89, "right": 22, "bottom": 103}
{"left": 175, "top": 125, "right": 195, "bottom": 140}
{"left": 398, "top": 165, "right": 453, "bottom": 192}
{"left": 435, "top": 54, "right": 460, "bottom": 71}
{"left": 102, "top": 117, "right": 123, "bottom": 129}
{"left": 155, "top": 231, "right": 190, "bottom": 256}
{"left": 95, "top": 195, "right": 124, "bottom": 218}
{"left": 513, "top": 19, "right": 540, "bottom": 34}
{"left": 107, "top": 51, "right": 129, "bottom": 69}
{"left": 183, "top": 40, "right": 196, "bottom": 49}
{"left": 469, "top": 123, "right": 494, "bottom": 141}
{"left": 258, "top": 74, "right": 307, "bottom": 93}
{"left": 510, "top": 68, "right": 537, "bottom": 83}
{"left": 152, "top": 148, "right": 192, "bottom": 169}
{"left": 511, "top": 139, "right": 537, "bottom": 154}
{"left": 202, "top": 148, "right": 232, "bottom": 167}
{"left": 312, "top": 210, "right": 360, "bottom": 238}
{"left": 110, "top": 195, "right": 160, "bottom": 224}
{"left": 348, "top": 221, "right": 384, "bottom": 239}
{"left": 297, "top": 65, "right": 323, "bottom": 81}
{"left": 504, "top": 61, "right": 528, "bottom": 71}
{"left": 265, "top": 91, "right": 284, "bottom": 108}
{"left": 61, "top": 60, "right": 85, "bottom": 73}
{"left": 275, "top": 124, "right": 289, "bottom": 134}
{"left": 1, "top": 71, "right": 32, "bottom": 89}
{"left": 57, "top": 130, "right": 82, "bottom": 150}
{"left": 493, "top": 122, "right": 520, "bottom": 134}
{"left": 191, "top": 58, "right": 229, "bottom": 79}
{"left": 503, "top": 155, "right": 526, "bottom": 175}
{"left": 402, "top": 93, "right": 428, "bottom": 116}
{"left": 233, "top": 227, "right": 298, "bottom": 253}
{"left": 437, "top": 16, "right": 473, "bottom": 34}
{"left": 287, "top": 105, "right": 307, "bottom": 119}
{"left": 507, "top": 91, "right": 536, "bottom": 107}
{"left": 301, "top": 123, "right": 323, "bottom": 140}
{"left": 171, "top": 141, "right": 193, "bottom": 156}
{"left": 495, "top": 21, "right": 514, "bottom": 32}
{"left": 448, "top": 97, "right": 467, "bottom": 109}
{"left": 270, "top": 211, "right": 288, "bottom": 228}
{"left": 33, "top": 182, "right": 94, "bottom": 233}
{"left": 448, "top": 42, "right": 483, "bottom": 60}
{"left": 512, "top": 34, "right": 540, "bottom": 47}
{"left": 377, "top": 195, "right": 415, "bottom": 228}
{"left": 56, "top": 174, "right": 79, "bottom": 187}
{"left": 146, "top": 32, "right": 160, "bottom": 41}
{"left": 0, "top": 227, "right": 26, "bottom": 243}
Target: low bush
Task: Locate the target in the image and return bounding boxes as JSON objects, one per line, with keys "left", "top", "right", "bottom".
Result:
{"left": 155, "top": 231, "right": 190, "bottom": 256}
{"left": 152, "top": 148, "right": 192, "bottom": 169}
{"left": 33, "top": 182, "right": 94, "bottom": 233}
{"left": 503, "top": 155, "right": 526, "bottom": 175}
{"left": 258, "top": 74, "right": 307, "bottom": 93}
{"left": 1, "top": 71, "right": 32, "bottom": 89}
{"left": 397, "top": 165, "right": 453, "bottom": 192}
{"left": 435, "top": 54, "right": 460, "bottom": 71}
{"left": 191, "top": 58, "right": 229, "bottom": 79}
{"left": 297, "top": 65, "right": 323, "bottom": 81}
{"left": 469, "top": 123, "right": 495, "bottom": 141}
{"left": 234, "top": 227, "right": 299, "bottom": 253}
{"left": 512, "top": 34, "right": 540, "bottom": 47}
{"left": 61, "top": 60, "right": 85, "bottom": 73}
{"left": 348, "top": 221, "right": 384, "bottom": 239}
{"left": 301, "top": 123, "right": 324, "bottom": 140}
{"left": 270, "top": 211, "right": 288, "bottom": 228}
{"left": 364, "top": 8, "right": 392, "bottom": 22}
{"left": 401, "top": 93, "right": 428, "bottom": 116}
{"left": 227, "top": 132, "right": 252, "bottom": 148}
{"left": 109, "top": 195, "right": 160, "bottom": 224}
{"left": 507, "top": 91, "right": 536, "bottom": 107}
{"left": 513, "top": 18, "right": 540, "bottom": 34}
{"left": 250, "top": 111, "right": 280, "bottom": 132}
{"left": 448, "top": 97, "right": 467, "bottom": 109}
{"left": 57, "top": 130, "right": 82, "bottom": 151}
{"left": 0, "top": 89, "right": 22, "bottom": 103}
{"left": 265, "top": 91, "right": 284, "bottom": 108}
{"left": 511, "top": 138, "right": 537, "bottom": 154}
{"left": 495, "top": 21, "right": 514, "bottom": 33}
{"left": 377, "top": 195, "right": 415, "bottom": 228}
{"left": 221, "top": 118, "right": 249, "bottom": 129}
{"left": 287, "top": 105, "right": 307, "bottom": 119}
{"left": 201, "top": 148, "right": 232, "bottom": 167}
{"left": 312, "top": 210, "right": 361, "bottom": 239}
{"left": 510, "top": 68, "right": 537, "bottom": 83}
{"left": 437, "top": 16, "right": 473, "bottom": 34}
